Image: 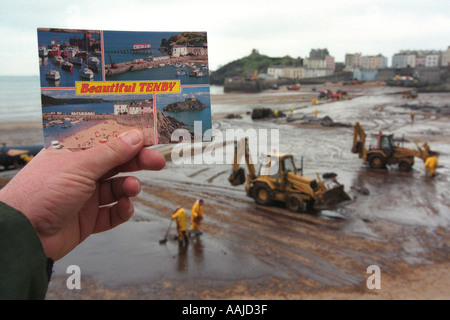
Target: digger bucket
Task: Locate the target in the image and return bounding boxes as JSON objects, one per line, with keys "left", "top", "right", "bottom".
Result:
{"left": 228, "top": 167, "right": 246, "bottom": 186}
{"left": 318, "top": 184, "right": 351, "bottom": 208}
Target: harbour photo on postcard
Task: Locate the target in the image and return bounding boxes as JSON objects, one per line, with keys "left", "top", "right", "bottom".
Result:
{"left": 103, "top": 30, "right": 209, "bottom": 85}
{"left": 37, "top": 28, "right": 103, "bottom": 87}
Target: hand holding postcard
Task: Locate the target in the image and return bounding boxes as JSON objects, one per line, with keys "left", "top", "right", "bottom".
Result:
{"left": 38, "top": 28, "right": 212, "bottom": 149}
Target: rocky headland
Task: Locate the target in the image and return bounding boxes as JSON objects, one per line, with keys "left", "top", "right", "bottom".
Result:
{"left": 163, "top": 98, "right": 207, "bottom": 112}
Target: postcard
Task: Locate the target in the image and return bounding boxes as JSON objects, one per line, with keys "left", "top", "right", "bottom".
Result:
{"left": 37, "top": 28, "right": 211, "bottom": 149}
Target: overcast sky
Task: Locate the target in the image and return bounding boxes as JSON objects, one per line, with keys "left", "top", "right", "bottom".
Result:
{"left": 1, "top": 0, "right": 449, "bottom": 75}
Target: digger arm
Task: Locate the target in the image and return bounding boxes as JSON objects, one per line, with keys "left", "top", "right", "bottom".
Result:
{"left": 251, "top": 70, "right": 258, "bottom": 81}
{"left": 413, "top": 141, "right": 431, "bottom": 162}
{"left": 242, "top": 138, "right": 257, "bottom": 180}
{"left": 352, "top": 122, "right": 367, "bottom": 163}
{"left": 231, "top": 139, "right": 240, "bottom": 173}
{"left": 228, "top": 137, "right": 257, "bottom": 186}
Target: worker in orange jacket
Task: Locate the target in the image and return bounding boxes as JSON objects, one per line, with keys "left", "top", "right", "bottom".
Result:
{"left": 172, "top": 207, "right": 189, "bottom": 246}
{"left": 425, "top": 156, "right": 438, "bottom": 177}
{"left": 190, "top": 199, "right": 204, "bottom": 235}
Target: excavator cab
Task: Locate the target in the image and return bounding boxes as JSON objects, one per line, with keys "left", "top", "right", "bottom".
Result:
{"left": 258, "top": 153, "right": 297, "bottom": 178}
{"left": 368, "top": 132, "right": 395, "bottom": 155}
{"left": 281, "top": 155, "right": 298, "bottom": 174}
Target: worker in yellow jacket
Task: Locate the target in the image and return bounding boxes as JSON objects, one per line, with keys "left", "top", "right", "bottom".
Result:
{"left": 425, "top": 156, "right": 438, "bottom": 177}
{"left": 172, "top": 207, "right": 189, "bottom": 246}
{"left": 190, "top": 199, "right": 204, "bottom": 235}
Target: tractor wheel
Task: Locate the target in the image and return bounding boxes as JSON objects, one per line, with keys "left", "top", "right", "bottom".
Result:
{"left": 368, "top": 154, "right": 386, "bottom": 169}
{"left": 286, "top": 194, "right": 305, "bottom": 213}
{"left": 253, "top": 183, "right": 273, "bottom": 206}
{"left": 398, "top": 160, "right": 412, "bottom": 172}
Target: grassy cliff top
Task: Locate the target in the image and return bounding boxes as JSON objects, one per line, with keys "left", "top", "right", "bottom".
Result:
{"left": 210, "top": 50, "right": 302, "bottom": 85}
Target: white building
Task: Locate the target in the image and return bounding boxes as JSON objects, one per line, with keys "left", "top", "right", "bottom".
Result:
{"left": 283, "top": 67, "right": 305, "bottom": 79}
{"left": 425, "top": 54, "right": 440, "bottom": 67}
{"left": 114, "top": 103, "right": 129, "bottom": 115}
{"left": 268, "top": 65, "right": 333, "bottom": 80}
{"left": 405, "top": 55, "right": 416, "bottom": 68}
{"left": 267, "top": 66, "right": 284, "bottom": 79}
{"left": 442, "top": 47, "right": 450, "bottom": 66}
{"left": 392, "top": 54, "right": 415, "bottom": 68}
{"left": 393, "top": 50, "right": 444, "bottom": 68}
{"left": 392, "top": 54, "right": 408, "bottom": 68}
{"left": 361, "top": 54, "right": 388, "bottom": 69}
{"left": 303, "top": 58, "right": 326, "bottom": 69}
{"left": 171, "top": 45, "right": 187, "bottom": 57}
{"left": 129, "top": 105, "right": 153, "bottom": 115}
{"left": 114, "top": 100, "right": 153, "bottom": 115}
{"left": 304, "top": 68, "right": 333, "bottom": 78}
{"left": 187, "top": 44, "right": 208, "bottom": 56}
{"left": 345, "top": 53, "right": 362, "bottom": 70}
{"left": 325, "top": 56, "right": 335, "bottom": 71}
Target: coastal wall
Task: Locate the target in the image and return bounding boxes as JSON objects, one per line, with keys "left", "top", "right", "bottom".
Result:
{"left": 223, "top": 78, "right": 302, "bottom": 93}
{"left": 415, "top": 67, "right": 441, "bottom": 84}
{"left": 376, "top": 68, "right": 396, "bottom": 81}
{"left": 379, "top": 67, "right": 446, "bottom": 88}
{"left": 223, "top": 78, "right": 262, "bottom": 93}
{"left": 223, "top": 67, "right": 448, "bottom": 92}
{"left": 223, "top": 72, "right": 353, "bottom": 93}
{"left": 105, "top": 55, "right": 208, "bottom": 77}
{"left": 295, "top": 71, "right": 353, "bottom": 84}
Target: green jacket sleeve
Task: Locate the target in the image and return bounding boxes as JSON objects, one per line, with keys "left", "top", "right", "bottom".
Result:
{"left": 0, "top": 201, "right": 53, "bottom": 300}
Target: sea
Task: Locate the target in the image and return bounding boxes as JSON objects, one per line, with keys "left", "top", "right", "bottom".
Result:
{"left": 0, "top": 75, "right": 222, "bottom": 139}
{"left": 0, "top": 75, "right": 42, "bottom": 123}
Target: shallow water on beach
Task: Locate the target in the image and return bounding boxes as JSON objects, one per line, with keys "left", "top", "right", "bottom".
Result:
{"left": 2, "top": 82, "right": 450, "bottom": 299}
{"left": 42, "top": 119, "right": 104, "bottom": 147}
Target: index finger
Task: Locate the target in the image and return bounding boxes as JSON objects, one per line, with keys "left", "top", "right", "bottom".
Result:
{"left": 101, "top": 148, "right": 166, "bottom": 180}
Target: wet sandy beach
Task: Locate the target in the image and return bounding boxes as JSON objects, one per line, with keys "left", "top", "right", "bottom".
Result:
{"left": 57, "top": 119, "right": 155, "bottom": 149}
{"left": 2, "top": 84, "right": 450, "bottom": 299}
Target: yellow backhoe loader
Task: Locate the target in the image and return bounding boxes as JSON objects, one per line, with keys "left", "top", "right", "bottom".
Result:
{"left": 228, "top": 138, "right": 351, "bottom": 213}
{"left": 351, "top": 122, "right": 435, "bottom": 172}
{"left": 402, "top": 88, "right": 418, "bottom": 99}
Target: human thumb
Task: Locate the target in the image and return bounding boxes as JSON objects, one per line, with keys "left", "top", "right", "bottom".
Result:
{"left": 75, "top": 129, "right": 144, "bottom": 179}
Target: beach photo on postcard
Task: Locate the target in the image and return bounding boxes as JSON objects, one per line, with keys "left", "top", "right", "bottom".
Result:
{"left": 103, "top": 30, "right": 209, "bottom": 85}
{"left": 37, "top": 28, "right": 103, "bottom": 88}
{"left": 41, "top": 89, "right": 157, "bottom": 148}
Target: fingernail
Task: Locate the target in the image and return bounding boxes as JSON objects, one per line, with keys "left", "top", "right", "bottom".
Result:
{"left": 119, "top": 130, "right": 142, "bottom": 146}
